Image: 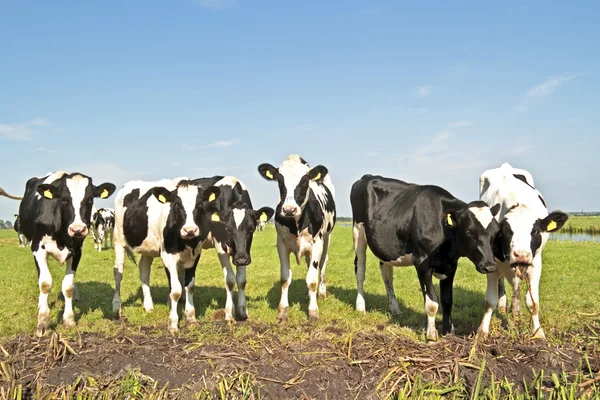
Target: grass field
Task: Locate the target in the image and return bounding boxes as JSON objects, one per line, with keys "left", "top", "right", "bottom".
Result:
{"left": 559, "top": 216, "right": 600, "bottom": 234}
{"left": 0, "top": 226, "right": 599, "bottom": 398}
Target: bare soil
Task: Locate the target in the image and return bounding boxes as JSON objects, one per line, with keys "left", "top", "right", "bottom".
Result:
{"left": 1, "top": 320, "right": 599, "bottom": 399}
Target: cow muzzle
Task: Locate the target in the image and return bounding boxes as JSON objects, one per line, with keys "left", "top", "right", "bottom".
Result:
{"left": 233, "top": 255, "right": 251, "bottom": 266}
{"left": 476, "top": 262, "right": 497, "bottom": 274}
{"left": 511, "top": 250, "right": 532, "bottom": 266}
{"left": 281, "top": 205, "right": 299, "bottom": 217}
{"left": 180, "top": 226, "right": 200, "bottom": 238}
{"left": 68, "top": 225, "right": 88, "bottom": 238}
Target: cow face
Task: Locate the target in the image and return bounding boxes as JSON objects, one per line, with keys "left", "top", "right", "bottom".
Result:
{"left": 494, "top": 205, "right": 568, "bottom": 268}
{"left": 152, "top": 184, "right": 220, "bottom": 240}
{"left": 445, "top": 201, "right": 501, "bottom": 273}
{"left": 209, "top": 205, "right": 275, "bottom": 266}
{"left": 37, "top": 174, "right": 116, "bottom": 238}
{"left": 258, "top": 158, "right": 328, "bottom": 218}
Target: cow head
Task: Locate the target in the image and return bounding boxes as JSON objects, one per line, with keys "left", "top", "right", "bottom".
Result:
{"left": 444, "top": 201, "right": 501, "bottom": 273}
{"left": 152, "top": 183, "right": 221, "bottom": 240}
{"left": 13, "top": 214, "right": 19, "bottom": 220}
{"left": 209, "top": 205, "right": 275, "bottom": 266}
{"left": 258, "top": 155, "right": 328, "bottom": 218}
{"left": 36, "top": 174, "right": 116, "bottom": 239}
{"left": 494, "top": 205, "right": 568, "bottom": 268}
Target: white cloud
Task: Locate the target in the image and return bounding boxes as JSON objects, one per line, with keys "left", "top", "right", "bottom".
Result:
{"left": 36, "top": 146, "right": 58, "bottom": 153}
{"left": 447, "top": 120, "right": 474, "bottom": 129}
{"left": 416, "top": 86, "right": 433, "bottom": 98}
{"left": 365, "top": 151, "right": 379, "bottom": 157}
{"left": 196, "top": 0, "right": 236, "bottom": 10}
{"left": 0, "top": 118, "right": 55, "bottom": 141}
{"left": 513, "top": 73, "right": 581, "bottom": 113}
{"left": 203, "top": 139, "right": 240, "bottom": 148}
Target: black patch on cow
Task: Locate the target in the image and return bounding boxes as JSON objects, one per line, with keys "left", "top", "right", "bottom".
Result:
{"left": 299, "top": 157, "right": 310, "bottom": 166}
{"left": 512, "top": 174, "right": 534, "bottom": 189}
{"left": 530, "top": 220, "right": 543, "bottom": 257}
{"left": 538, "top": 195, "right": 547, "bottom": 208}
{"left": 123, "top": 189, "right": 152, "bottom": 248}
{"left": 312, "top": 261, "right": 318, "bottom": 268}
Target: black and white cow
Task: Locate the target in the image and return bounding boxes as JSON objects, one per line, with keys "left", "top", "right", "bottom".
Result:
{"left": 256, "top": 220, "right": 266, "bottom": 231}
{"left": 477, "top": 163, "right": 568, "bottom": 340}
{"left": 90, "top": 207, "right": 115, "bottom": 251}
{"left": 351, "top": 175, "right": 501, "bottom": 341}
{"left": 14, "top": 214, "right": 29, "bottom": 247}
{"left": 112, "top": 178, "right": 220, "bottom": 334}
{"left": 16, "top": 172, "right": 116, "bottom": 336}
{"left": 258, "top": 155, "right": 336, "bottom": 321}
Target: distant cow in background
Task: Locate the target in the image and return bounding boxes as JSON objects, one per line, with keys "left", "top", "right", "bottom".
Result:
{"left": 351, "top": 175, "right": 500, "bottom": 341}
{"left": 257, "top": 220, "right": 266, "bottom": 231}
{"left": 14, "top": 214, "right": 29, "bottom": 247}
{"left": 478, "top": 163, "right": 568, "bottom": 340}
{"left": 90, "top": 207, "right": 115, "bottom": 251}
{"left": 17, "top": 171, "right": 116, "bottom": 336}
{"left": 258, "top": 154, "right": 336, "bottom": 321}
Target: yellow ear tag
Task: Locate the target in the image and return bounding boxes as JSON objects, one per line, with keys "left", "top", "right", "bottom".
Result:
{"left": 547, "top": 220, "right": 557, "bottom": 231}
{"left": 446, "top": 213, "right": 453, "bottom": 226}
{"left": 211, "top": 212, "right": 220, "bottom": 222}
{"left": 265, "top": 170, "right": 273, "bottom": 179}
{"left": 100, "top": 189, "right": 109, "bottom": 199}
{"left": 158, "top": 194, "right": 167, "bottom": 204}
{"left": 208, "top": 192, "right": 216, "bottom": 202}
{"left": 259, "top": 212, "right": 268, "bottom": 222}
{"left": 313, "top": 172, "right": 321, "bottom": 181}
{"left": 43, "top": 189, "right": 53, "bottom": 199}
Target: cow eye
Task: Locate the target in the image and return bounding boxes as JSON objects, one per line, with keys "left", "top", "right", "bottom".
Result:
{"left": 466, "top": 230, "right": 475, "bottom": 239}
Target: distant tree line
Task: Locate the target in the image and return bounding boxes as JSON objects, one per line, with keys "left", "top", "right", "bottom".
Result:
{"left": 0, "top": 220, "right": 13, "bottom": 230}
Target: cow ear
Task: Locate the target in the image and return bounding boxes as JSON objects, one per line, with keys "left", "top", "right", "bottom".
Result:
{"left": 255, "top": 207, "right": 275, "bottom": 223}
{"left": 490, "top": 203, "right": 501, "bottom": 217}
{"left": 14, "top": 214, "right": 18, "bottom": 219}
{"left": 258, "top": 163, "right": 279, "bottom": 181}
{"left": 202, "top": 186, "right": 221, "bottom": 204}
{"left": 443, "top": 210, "right": 459, "bottom": 229}
{"left": 94, "top": 183, "right": 117, "bottom": 199}
{"left": 37, "top": 184, "right": 58, "bottom": 200}
{"left": 541, "top": 211, "right": 568, "bottom": 233}
{"left": 152, "top": 187, "right": 175, "bottom": 204}
{"left": 308, "top": 165, "right": 328, "bottom": 182}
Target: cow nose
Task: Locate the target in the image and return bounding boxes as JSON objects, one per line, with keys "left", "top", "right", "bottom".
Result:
{"left": 234, "top": 256, "right": 250, "bottom": 266}
{"left": 69, "top": 225, "right": 88, "bottom": 237}
{"left": 182, "top": 226, "right": 199, "bottom": 237}
{"left": 282, "top": 206, "right": 298, "bottom": 217}
{"left": 477, "top": 262, "right": 497, "bottom": 274}
{"left": 513, "top": 250, "right": 531, "bottom": 263}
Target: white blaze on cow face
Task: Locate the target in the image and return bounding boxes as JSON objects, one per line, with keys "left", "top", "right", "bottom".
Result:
{"left": 278, "top": 157, "right": 311, "bottom": 218}
{"left": 468, "top": 206, "right": 494, "bottom": 229}
{"left": 66, "top": 175, "right": 91, "bottom": 237}
{"left": 177, "top": 186, "right": 200, "bottom": 238}
{"left": 233, "top": 208, "right": 246, "bottom": 228}
{"left": 503, "top": 206, "right": 542, "bottom": 265}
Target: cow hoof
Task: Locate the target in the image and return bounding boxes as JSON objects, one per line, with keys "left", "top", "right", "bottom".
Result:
{"left": 276, "top": 307, "right": 288, "bottom": 323}
{"left": 308, "top": 309, "right": 319, "bottom": 320}
{"left": 531, "top": 328, "right": 546, "bottom": 340}
{"left": 318, "top": 285, "right": 327, "bottom": 299}
{"left": 143, "top": 303, "right": 155, "bottom": 313}
{"left": 236, "top": 308, "right": 248, "bottom": 321}
{"left": 477, "top": 328, "right": 489, "bottom": 341}
{"left": 35, "top": 326, "right": 47, "bottom": 338}
{"left": 426, "top": 330, "right": 438, "bottom": 342}
{"left": 185, "top": 312, "right": 197, "bottom": 324}
{"left": 63, "top": 315, "right": 75, "bottom": 329}
{"left": 168, "top": 326, "right": 179, "bottom": 336}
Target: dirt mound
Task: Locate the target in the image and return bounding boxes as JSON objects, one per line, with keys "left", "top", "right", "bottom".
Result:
{"left": 1, "top": 322, "right": 598, "bottom": 399}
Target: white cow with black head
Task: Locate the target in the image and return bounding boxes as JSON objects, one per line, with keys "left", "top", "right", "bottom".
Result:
{"left": 478, "top": 163, "right": 568, "bottom": 340}
{"left": 258, "top": 154, "right": 336, "bottom": 321}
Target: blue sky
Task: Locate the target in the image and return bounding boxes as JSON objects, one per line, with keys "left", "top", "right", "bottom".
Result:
{"left": 1, "top": 1, "right": 599, "bottom": 221}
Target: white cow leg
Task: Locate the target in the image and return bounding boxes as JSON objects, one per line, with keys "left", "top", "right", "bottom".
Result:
{"left": 219, "top": 252, "right": 236, "bottom": 322}
{"left": 139, "top": 255, "right": 154, "bottom": 312}
{"left": 34, "top": 248, "right": 52, "bottom": 337}
{"left": 62, "top": 257, "right": 77, "bottom": 328}
{"left": 526, "top": 260, "right": 545, "bottom": 339}
{"left": 277, "top": 239, "right": 292, "bottom": 322}
{"left": 307, "top": 239, "right": 324, "bottom": 320}
{"left": 509, "top": 275, "right": 522, "bottom": 316}
{"left": 112, "top": 244, "right": 125, "bottom": 315}
{"left": 162, "top": 254, "right": 182, "bottom": 335}
{"left": 478, "top": 272, "right": 500, "bottom": 339}
{"left": 380, "top": 262, "right": 401, "bottom": 316}
{"left": 353, "top": 222, "right": 368, "bottom": 313}
{"left": 184, "top": 254, "right": 200, "bottom": 324}
{"left": 317, "top": 234, "right": 330, "bottom": 299}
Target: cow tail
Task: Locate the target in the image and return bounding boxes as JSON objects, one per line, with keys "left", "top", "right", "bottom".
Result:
{"left": 125, "top": 247, "right": 138, "bottom": 266}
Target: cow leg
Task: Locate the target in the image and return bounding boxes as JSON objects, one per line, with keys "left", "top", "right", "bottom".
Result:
{"left": 380, "top": 262, "right": 401, "bottom": 316}
{"left": 416, "top": 264, "right": 439, "bottom": 341}
{"left": 497, "top": 277, "right": 507, "bottom": 313}
{"left": 478, "top": 272, "right": 500, "bottom": 339}
{"left": 307, "top": 239, "right": 324, "bottom": 320}
{"left": 112, "top": 243, "right": 126, "bottom": 315}
{"left": 526, "top": 259, "right": 545, "bottom": 339}
{"left": 277, "top": 238, "right": 292, "bottom": 322}
{"left": 236, "top": 265, "right": 248, "bottom": 321}
{"left": 439, "top": 265, "right": 456, "bottom": 335}
{"left": 353, "top": 222, "right": 368, "bottom": 313}
{"left": 162, "top": 254, "right": 182, "bottom": 335}
{"left": 509, "top": 275, "right": 521, "bottom": 316}
{"left": 62, "top": 247, "right": 82, "bottom": 328}
{"left": 218, "top": 252, "right": 236, "bottom": 322}
{"left": 184, "top": 255, "right": 200, "bottom": 324}
{"left": 318, "top": 234, "right": 330, "bottom": 299}
{"left": 34, "top": 247, "right": 52, "bottom": 337}
{"left": 139, "top": 255, "right": 154, "bottom": 312}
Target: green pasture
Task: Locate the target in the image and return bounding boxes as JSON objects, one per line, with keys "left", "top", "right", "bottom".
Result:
{"left": 560, "top": 216, "right": 600, "bottom": 234}
{"left": 0, "top": 226, "right": 598, "bottom": 343}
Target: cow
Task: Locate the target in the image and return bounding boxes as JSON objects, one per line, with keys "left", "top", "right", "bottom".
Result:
{"left": 90, "top": 207, "right": 115, "bottom": 251}
{"left": 258, "top": 155, "right": 336, "bottom": 321}
{"left": 257, "top": 220, "right": 266, "bottom": 231}
{"left": 477, "top": 163, "right": 568, "bottom": 340}
{"left": 14, "top": 214, "right": 29, "bottom": 247}
{"left": 112, "top": 178, "right": 220, "bottom": 334}
{"left": 350, "top": 175, "right": 501, "bottom": 341}
{"left": 16, "top": 171, "right": 116, "bottom": 337}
